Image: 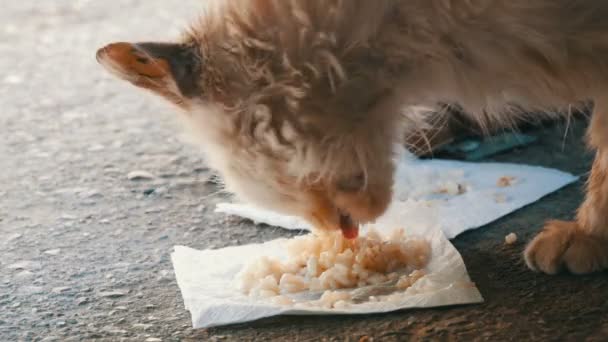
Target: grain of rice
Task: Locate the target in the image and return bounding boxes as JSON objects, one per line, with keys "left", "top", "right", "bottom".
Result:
{"left": 279, "top": 274, "right": 308, "bottom": 294}
{"left": 318, "top": 290, "right": 352, "bottom": 309}
{"left": 497, "top": 176, "right": 516, "bottom": 187}
{"left": 505, "top": 232, "right": 517, "bottom": 245}
{"left": 436, "top": 181, "right": 467, "bottom": 195}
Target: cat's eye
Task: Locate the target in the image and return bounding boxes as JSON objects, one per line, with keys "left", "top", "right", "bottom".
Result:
{"left": 336, "top": 173, "right": 365, "bottom": 192}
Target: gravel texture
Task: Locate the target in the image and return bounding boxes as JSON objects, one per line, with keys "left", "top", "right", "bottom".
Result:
{"left": 1, "top": 2, "right": 607, "bottom": 341}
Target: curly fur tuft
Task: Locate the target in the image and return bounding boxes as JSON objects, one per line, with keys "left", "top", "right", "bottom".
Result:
{"left": 99, "top": 0, "right": 608, "bottom": 236}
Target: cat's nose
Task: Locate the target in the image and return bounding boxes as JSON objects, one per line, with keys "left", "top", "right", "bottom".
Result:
{"left": 333, "top": 186, "right": 391, "bottom": 224}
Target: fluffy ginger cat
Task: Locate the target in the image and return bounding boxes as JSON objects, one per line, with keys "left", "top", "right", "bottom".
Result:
{"left": 97, "top": 0, "right": 608, "bottom": 275}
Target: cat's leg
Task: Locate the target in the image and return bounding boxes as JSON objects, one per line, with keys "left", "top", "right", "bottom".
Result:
{"left": 524, "top": 105, "right": 608, "bottom": 274}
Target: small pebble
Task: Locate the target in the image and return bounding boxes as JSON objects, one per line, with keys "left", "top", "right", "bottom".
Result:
{"left": 4, "top": 74, "right": 23, "bottom": 84}
{"left": 127, "top": 170, "right": 156, "bottom": 181}
{"left": 98, "top": 290, "right": 127, "bottom": 298}
{"left": 14, "top": 271, "right": 34, "bottom": 280}
{"left": 60, "top": 214, "right": 78, "bottom": 220}
{"left": 44, "top": 249, "right": 61, "bottom": 256}
{"left": 52, "top": 287, "right": 71, "bottom": 294}
{"left": 87, "top": 144, "right": 105, "bottom": 152}
{"left": 133, "top": 323, "right": 153, "bottom": 330}
{"left": 76, "top": 297, "right": 89, "bottom": 305}
{"left": 145, "top": 338, "right": 162, "bottom": 342}
{"left": 82, "top": 189, "right": 102, "bottom": 198}
{"left": 7, "top": 233, "right": 22, "bottom": 242}
{"left": 158, "top": 270, "right": 172, "bottom": 283}
{"left": 143, "top": 188, "right": 156, "bottom": 196}
{"left": 105, "top": 328, "right": 128, "bottom": 335}
{"left": 8, "top": 261, "right": 36, "bottom": 270}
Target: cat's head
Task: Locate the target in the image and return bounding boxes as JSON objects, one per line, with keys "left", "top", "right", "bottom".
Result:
{"left": 97, "top": 33, "right": 396, "bottom": 236}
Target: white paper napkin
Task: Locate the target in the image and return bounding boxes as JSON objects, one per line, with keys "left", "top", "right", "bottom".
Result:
{"left": 215, "top": 154, "right": 578, "bottom": 239}
{"left": 172, "top": 202, "right": 483, "bottom": 329}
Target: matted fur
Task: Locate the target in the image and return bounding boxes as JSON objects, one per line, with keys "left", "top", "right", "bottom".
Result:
{"left": 98, "top": 0, "right": 608, "bottom": 274}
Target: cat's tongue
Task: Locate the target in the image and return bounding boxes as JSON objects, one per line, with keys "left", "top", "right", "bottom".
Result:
{"left": 339, "top": 213, "right": 359, "bottom": 239}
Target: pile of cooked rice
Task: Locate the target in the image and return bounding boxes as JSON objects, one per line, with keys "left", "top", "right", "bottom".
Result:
{"left": 237, "top": 228, "right": 431, "bottom": 308}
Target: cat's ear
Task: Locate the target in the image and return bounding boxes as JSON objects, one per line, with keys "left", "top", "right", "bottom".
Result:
{"left": 96, "top": 42, "right": 201, "bottom": 101}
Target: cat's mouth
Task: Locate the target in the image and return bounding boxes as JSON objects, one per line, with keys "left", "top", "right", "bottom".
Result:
{"left": 338, "top": 210, "right": 360, "bottom": 239}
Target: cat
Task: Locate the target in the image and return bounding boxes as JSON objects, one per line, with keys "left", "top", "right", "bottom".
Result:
{"left": 97, "top": 0, "right": 608, "bottom": 275}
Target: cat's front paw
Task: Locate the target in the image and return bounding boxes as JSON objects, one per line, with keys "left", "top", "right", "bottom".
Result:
{"left": 524, "top": 220, "right": 608, "bottom": 274}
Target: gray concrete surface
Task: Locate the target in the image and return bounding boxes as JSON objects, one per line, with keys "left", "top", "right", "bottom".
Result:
{"left": 1, "top": 2, "right": 607, "bottom": 341}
